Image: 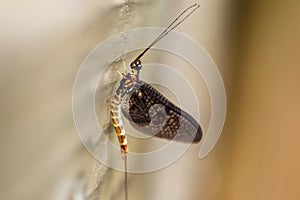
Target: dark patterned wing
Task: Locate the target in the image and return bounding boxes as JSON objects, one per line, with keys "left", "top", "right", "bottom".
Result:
{"left": 121, "top": 82, "right": 202, "bottom": 143}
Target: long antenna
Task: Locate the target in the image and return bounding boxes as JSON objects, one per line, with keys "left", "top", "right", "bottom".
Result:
{"left": 130, "top": 3, "right": 200, "bottom": 67}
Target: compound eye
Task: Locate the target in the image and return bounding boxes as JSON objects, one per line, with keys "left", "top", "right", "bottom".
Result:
{"left": 136, "top": 64, "right": 142, "bottom": 71}
{"left": 134, "top": 60, "right": 142, "bottom": 70}
{"left": 130, "top": 59, "right": 142, "bottom": 73}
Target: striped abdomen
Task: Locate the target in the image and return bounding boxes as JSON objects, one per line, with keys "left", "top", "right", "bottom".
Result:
{"left": 110, "top": 89, "right": 128, "bottom": 158}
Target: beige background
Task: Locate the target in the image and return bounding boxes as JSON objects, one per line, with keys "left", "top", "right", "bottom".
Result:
{"left": 0, "top": 0, "right": 300, "bottom": 200}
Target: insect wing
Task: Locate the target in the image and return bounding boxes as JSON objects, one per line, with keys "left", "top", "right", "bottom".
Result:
{"left": 121, "top": 82, "right": 202, "bottom": 143}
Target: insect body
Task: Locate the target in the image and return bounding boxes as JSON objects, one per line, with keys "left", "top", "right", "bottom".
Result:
{"left": 110, "top": 3, "right": 202, "bottom": 159}
{"left": 109, "top": 4, "right": 201, "bottom": 199}
{"left": 111, "top": 58, "right": 202, "bottom": 158}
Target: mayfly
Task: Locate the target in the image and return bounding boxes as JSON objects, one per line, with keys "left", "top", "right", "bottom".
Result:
{"left": 110, "top": 3, "right": 202, "bottom": 200}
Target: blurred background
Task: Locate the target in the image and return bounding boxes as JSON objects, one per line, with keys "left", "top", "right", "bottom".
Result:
{"left": 1, "top": 0, "right": 300, "bottom": 200}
